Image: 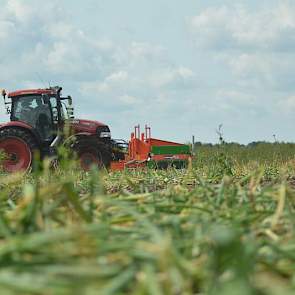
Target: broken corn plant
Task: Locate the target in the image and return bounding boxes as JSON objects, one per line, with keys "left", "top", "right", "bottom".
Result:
{"left": 0, "top": 144, "right": 294, "bottom": 294}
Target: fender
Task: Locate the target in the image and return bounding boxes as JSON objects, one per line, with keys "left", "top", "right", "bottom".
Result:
{"left": 0, "top": 121, "right": 33, "bottom": 130}
{"left": 0, "top": 121, "right": 41, "bottom": 146}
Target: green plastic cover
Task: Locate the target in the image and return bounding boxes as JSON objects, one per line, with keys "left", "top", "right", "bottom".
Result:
{"left": 151, "top": 145, "right": 191, "bottom": 155}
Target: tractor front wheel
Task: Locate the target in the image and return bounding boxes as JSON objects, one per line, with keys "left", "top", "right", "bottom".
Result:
{"left": 0, "top": 128, "right": 38, "bottom": 173}
{"left": 79, "top": 149, "right": 101, "bottom": 171}
{"left": 72, "top": 138, "right": 112, "bottom": 171}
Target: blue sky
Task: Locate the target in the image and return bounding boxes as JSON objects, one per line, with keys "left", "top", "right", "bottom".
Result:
{"left": 1, "top": 0, "right": 295, "bottom": 143}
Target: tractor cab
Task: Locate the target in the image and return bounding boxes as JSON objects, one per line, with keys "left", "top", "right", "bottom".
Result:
{"left": 5, "top": 87, "right": 74, "bottom": 143}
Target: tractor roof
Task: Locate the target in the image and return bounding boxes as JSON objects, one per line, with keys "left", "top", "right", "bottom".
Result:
{"left": 8, "top": 87, "right": 60, "bottom": 98}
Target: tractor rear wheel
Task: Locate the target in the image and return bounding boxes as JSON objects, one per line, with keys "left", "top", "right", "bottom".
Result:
{"left": 0, "top": 128, "right": 38, "bottom": 173}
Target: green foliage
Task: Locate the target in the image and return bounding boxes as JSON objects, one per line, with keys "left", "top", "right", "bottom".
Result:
{"left": 0, "top": 143, "right": 294, "bottom": 294}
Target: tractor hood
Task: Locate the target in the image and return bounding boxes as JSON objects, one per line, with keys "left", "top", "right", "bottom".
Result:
{"left": 70, "top": 119, "right": 111, "bottom": 137}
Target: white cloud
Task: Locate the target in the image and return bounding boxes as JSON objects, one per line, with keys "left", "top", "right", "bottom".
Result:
{"left": 189, "top": 2, "right": 295, "bottom": 95}
{"left": 80, "top": 71, "right": 129, "bottom": 94}
{"left": 129, "top": 42, "right": 165, "bottom": 59}
{"left": 0, "top": 0, "right": 120, "bottom": 83}
{"left": 227, "top": 53, "right": 275, "bottom": 85}
{"left": 119, "top": 95, "right": 142, "bottom": 105}
{"left": 150, "top": 66, "right": 195, "bottom": 88}
{"left": 189, "top": 3, "right": 295, "bottom": 51}
{"left": 7, "top": 0, "right": 34, "bottom": 22}
{"left": 212, "top": 89, "right": 264, "bottom": 116}
{"left": 45, "top": 22, "right": 75, "bottom": 40}
{"left": 79, "top": 81, "right": 108, "bottom": 94}
{"left": 106, "top": 71, "right": 128, "bottom": 83}
{"left": 0, "top": 20, "right": 15, "bottom": 41}
{"left": 216, "top": 89, "right": 256, "bottom": 105}
{"left": 278, "top": 95, "right": 295, "bottom": 114}
{"left": 46, "top": 42, "right": 79, "bottom": 73}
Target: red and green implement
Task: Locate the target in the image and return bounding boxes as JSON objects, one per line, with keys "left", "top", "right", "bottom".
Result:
{"left": 111, "top": 125, "right": 191, "bottom": 170}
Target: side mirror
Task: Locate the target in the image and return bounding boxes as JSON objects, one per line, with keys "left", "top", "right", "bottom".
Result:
{"left": 68, "top": 96, "right": 72, "bottom": 106}
{"left": 1, "top": 89, "right": 6, "bottom": 99}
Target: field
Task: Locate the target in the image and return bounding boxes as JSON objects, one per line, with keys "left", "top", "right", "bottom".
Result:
{"left": 0, "top": 142, "right": 295, "bottom": 295}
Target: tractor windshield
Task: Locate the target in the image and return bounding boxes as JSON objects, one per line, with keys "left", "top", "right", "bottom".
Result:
{"left": 12, "top": 95, "right": 54, "bottom": 140}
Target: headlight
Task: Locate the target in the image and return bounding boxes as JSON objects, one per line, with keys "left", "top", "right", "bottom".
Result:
{"left": 97, "top": 126, "right": 111, "bottom": 138}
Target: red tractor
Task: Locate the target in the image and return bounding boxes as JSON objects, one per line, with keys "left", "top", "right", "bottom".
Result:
{"left": 0, "top": 86, "right": 114, "bottom": 172}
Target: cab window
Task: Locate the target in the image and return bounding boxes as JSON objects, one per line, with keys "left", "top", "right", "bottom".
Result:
{"left": 12, "top": 95, "right": 54, "bottom": 141}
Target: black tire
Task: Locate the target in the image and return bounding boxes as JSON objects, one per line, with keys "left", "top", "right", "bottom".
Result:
{"left": 71, "top": 136, "right": 112, "bottom": 170}
{"left": 0, "top": 128, "right": 39, "bottom": 172}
